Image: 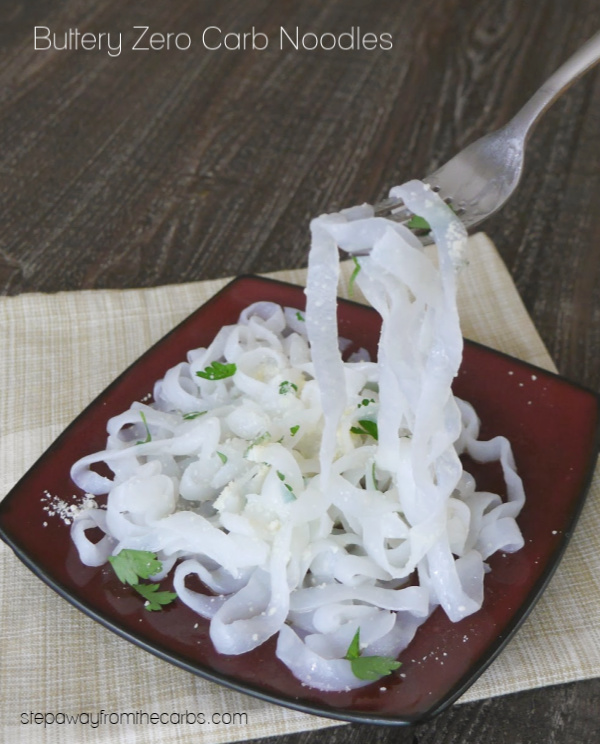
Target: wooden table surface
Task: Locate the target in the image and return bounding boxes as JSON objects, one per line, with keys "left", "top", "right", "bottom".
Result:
{"left": 2, "top": 0, "right": 600, "bottom": 741}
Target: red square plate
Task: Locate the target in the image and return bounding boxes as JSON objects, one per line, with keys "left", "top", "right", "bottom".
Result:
{"left": 1, "top": 276, "right": 598, "bottom": 725}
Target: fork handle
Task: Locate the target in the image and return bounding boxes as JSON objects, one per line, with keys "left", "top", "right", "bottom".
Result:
{"left": 507, "top": 30, "right": 600, "bottom": 141}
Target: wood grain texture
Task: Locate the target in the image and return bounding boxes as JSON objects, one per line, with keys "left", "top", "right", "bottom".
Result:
{"left": 2, "top": 0, "right": 600, "bottom": 740}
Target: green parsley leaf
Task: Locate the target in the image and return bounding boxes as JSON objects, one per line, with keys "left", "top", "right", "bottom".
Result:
{"left": 290, "top": 424, "right": 300, "bottom": 436}
{"left": 108, "top": 549, "right": 177, "bottom": 612}
{"left": 350, "top": 419, "right": 379, "bottom": 440}
{"left": 136, "top": 411, "right": 152, "bottom": 444}
{"left": 345, "top": 629, "right": 401, "bottom": 681}
{"left": 371, "top": 461, "right": 378, "bottom": 490}
{"left": 134, "top": 582, "right": 177, "bottom": 611}
{"left": 182, "top": 411, "right": 207, "bottom": 420}
{"left": 406, "top": 214, "right": 431, "bottom": 233}
{"left": 295, "top": 311, "right": 305, "bottom": 322}
{"left": 244, "top": 431, "right": 272, "bottom": 456}
{"left": 217, "top": 451, "right": 228, "bottom": 464}
{"left": 348, "top": 256, "right": 361, "bottom": 296}
{"left": 108, "top": 549, "right": 162, "bottom": 586}
{"left": 276, "top": 470, "right": 296, "bottom": 500}
{"left": 358, "top": 419, "right": 378, "bottom": 439}
{"left": 279, "top": 381, "right": 298, "bottom": 395}
{"left": 359, "top": 398, "right": 375, "bottom": 408}
{"left": 196, "top": 361, "right": 236, "bottom": 381}
{"left": 350, "top": 654, "right": 402, "bottom": 681}
{"left": 406, "top": 202, "right": 457, "bottom": 235}
{"left": 345, "top": 629, "right": 361, "bottom": 660}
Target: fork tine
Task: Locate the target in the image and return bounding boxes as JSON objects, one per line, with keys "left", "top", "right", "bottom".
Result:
{"left": 372, "top": 195, "right": 405, "bottom": 215}
{"left": 372, "top": 197, "right": 413, "bottom": 223}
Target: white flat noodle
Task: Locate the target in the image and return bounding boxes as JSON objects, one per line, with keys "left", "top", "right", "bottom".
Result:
{"left": 69, "top": 180, "right": 526, "bottom": 691}
{"left": 276, "top": 624, "right": 372, "bottom": 691}
{"left": 172, "top": 559, "right": 227, "bottom": 618}
{"left": 305, "top": 215, "right": 347, "bottom": 484}
{"left": 70, "top": 509, "right": 115, "bottom": 566}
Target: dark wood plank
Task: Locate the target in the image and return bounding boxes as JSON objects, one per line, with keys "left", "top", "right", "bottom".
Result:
{"left": 252, "top": 676, "right": 600, "bottom": 744}
{"left": 2, "top": 0, "right": 599, "bottom": 741}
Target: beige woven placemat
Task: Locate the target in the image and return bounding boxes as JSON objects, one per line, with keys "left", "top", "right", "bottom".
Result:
{"left": 1, "top": 234, "right": 599, "bottom": 743}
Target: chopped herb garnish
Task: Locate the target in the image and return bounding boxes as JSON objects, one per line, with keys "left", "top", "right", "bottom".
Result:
{"left": 350, "top": 419, "right": 379, "bottom": 440}
{"left": 108, "top": 549, "right": 161, "bottom": 585}
{"left": 196, "top": 361, "right": 236, "bottom": 381}
{"left": 406, "top": 202, "right": 457, "bottom": 234}
{"left": 276, "top": 470, "right": 296, "bottom": 499}
{"left": 217, "top": 451, "right": 228, "bottom": 464}
{"left": 279, "top": 380, "right": 298, "bottom": 395}
{"left": 348, "top": 256, "right": 361, "bottom": 296}
{"left": 290, "top": 424, "right": 300, "bottom": 436}
{"left": 295, "top": 311, "right": 305, "bottom": 322}
{"left": 406, "top": 214, "right": 431, "bottom": 233}
{"left": 359, "top": 398, "right": 375, "bottom": 408}
{"left": 134, "top": 582, "right": 178, "bottom": 611}
{"left": 182, "top": 410, "right": 207, "bottom": 420}
{"left": 107, "top": 549, "right": 176, "bottom": 612}
{"left": 136, "top": 411, "right": 152, "bottom": 444}
{"left": 244, "top": 431, "right": 272, "bottom": 455}
{"left": 345, "top": 629, "right": 401, "bottom": 681}
{"left": 371, "top": 461, "right": 378, "bottom": 489}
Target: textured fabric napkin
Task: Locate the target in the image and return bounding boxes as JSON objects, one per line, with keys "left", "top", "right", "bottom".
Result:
{"left": 1, "top": 233, "right": 599, "bottom": 744}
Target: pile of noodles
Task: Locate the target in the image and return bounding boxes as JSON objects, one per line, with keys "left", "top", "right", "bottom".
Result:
{"left": 70, "top": 181, "right": 525, "bottom": 691}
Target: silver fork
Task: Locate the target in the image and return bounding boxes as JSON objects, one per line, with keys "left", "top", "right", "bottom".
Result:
{"left": 374, "top": 30, "right": 600, "bottom": 242}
